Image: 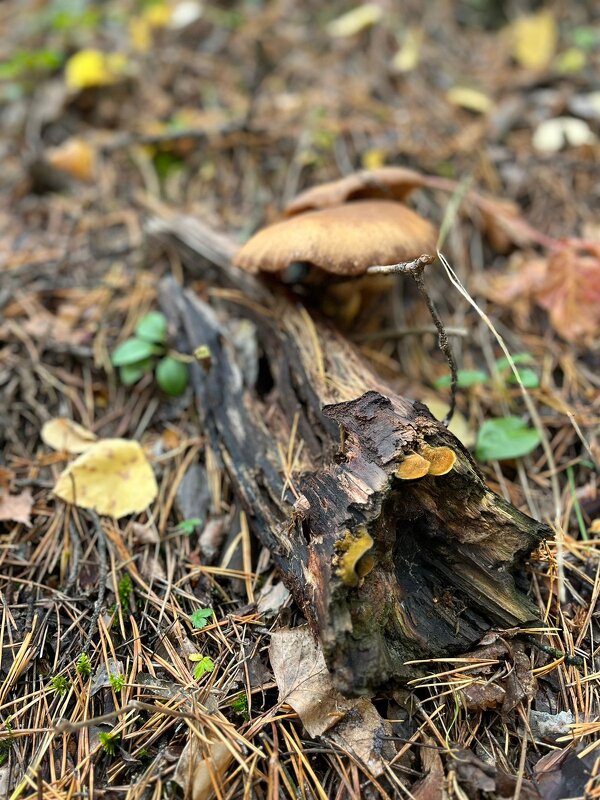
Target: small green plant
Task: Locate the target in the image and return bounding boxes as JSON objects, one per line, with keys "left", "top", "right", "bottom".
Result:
{"left": 475, "top": 416, "right": 541, "bottom": 462}
{"left": 50, "top": 675, "right": 70, "bottom": 695}
{"left": 231, "top": 693, "right": 249, "bottom": 721}
{"left": 190, "top": 655, "right": 215, "bottom": 680}
{"left": 109, "top": 673, "right": 125, "bottom": 692}
{"left": 190, "top": 608, "right": 214, "bottom": 630}
{"left": 435, "top": 353, "right": 539, "bottom": 391}
{"left": 98, "top": 730, "right": 120, "bottom": 756}
{"left": 76, "top": 653, "right": 92, "bottom": 679}
{"left": 111, "top": 311, "right": 189, "bottom": 396}
{"left": 176, "top": 517, "right": 202, "bottom": 535}
{"left": 0, "top": 720, "right": 14, "bottom": 766}
{"left": 118, "top": 573, "right": 133, "bottom": 613}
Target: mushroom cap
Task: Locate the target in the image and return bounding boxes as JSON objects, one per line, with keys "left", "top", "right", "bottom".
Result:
{"left": 396, "top": 453, "right": 431, "bottom": 480}
{"left": 284, "top": 167, "right": 426, "bottom": 217}
{"left": 233, "top": 200, "right": 437, "bottom": 277}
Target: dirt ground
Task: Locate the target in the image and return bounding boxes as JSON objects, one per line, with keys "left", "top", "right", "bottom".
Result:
{"left": 1, "top": 1, "right": 600, "bottom": 798}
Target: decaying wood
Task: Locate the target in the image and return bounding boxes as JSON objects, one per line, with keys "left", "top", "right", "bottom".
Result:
{"left": 150, "top": 214, "right": 551, "bottom": 696}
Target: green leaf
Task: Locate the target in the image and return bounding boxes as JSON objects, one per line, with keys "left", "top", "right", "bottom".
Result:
{"left": 112, "top": 337, "right": 161, "bottom": 367}
{"left": 190, "top": 608, "right": 214, "bottom": 630}
{"left": 192, "top": 656, "right": 215, "bottom": 680}
{"left": 507, "top": 368, "right": 539, "bottom": 389}
{"left": 434, "top": 370, "right": 488, "bottom": 389}
{"left": 135, "top": 312, "right": 168, "bottom": 344}
{"left": 476, "top": 417, "right": 542, "bottom": 462}
{"left": 494, "top": 352, "right": 535, "bottom": 371}
{"left": 119, "top": 358, "right": 154, "bottom": 385}
{"left": 156, "top": 357, "right": 189, "bottom": 396}
{"left": 177, "top": 517, "right": 202, "bottom": 535}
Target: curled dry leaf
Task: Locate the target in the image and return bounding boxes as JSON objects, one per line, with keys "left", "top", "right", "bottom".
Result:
{"left": 234, "top": 200, "right": 437, "bottom": 277}
{"left": 53, "top": 438, "right": 158, "bottom": 519}
{"left": 269, "top": 627, "right": 392, "bottom": 776}
{"left": 46, "top": 138, "right": 96, "bottom": 182}
{"left": 0, "top": 488, "right": 33, "bottom": 526}
{"left": 173, "top": 737, "right": 234, "bottom": 799}
{"left": 284, "top": 166, "right": 427, "bottom": 216}
{"left": 480, "top": 245, "right": 600, "bottom": 343}
{"left": 42, "top": 417, "right": 97, "bottom": 454}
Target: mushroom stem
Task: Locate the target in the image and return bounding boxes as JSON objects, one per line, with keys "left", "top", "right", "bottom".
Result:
{"left": 367, "top": 254, "right": 458, "bottom": 427}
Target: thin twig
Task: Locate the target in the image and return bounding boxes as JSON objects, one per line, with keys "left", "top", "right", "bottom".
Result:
{"left": 367, "top": 254, "right": 458, "bottom": 425}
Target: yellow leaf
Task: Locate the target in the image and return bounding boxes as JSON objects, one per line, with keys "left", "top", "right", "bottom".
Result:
{"left": 46, "top": 138, "right": 96, "bottom": 182}
{"left": 421, "top": 397, "right": 475, "bottom": 448}
{"left": 554, "top": 48, "right": 586, "bottom": 74}
{"left": 129, "top": 17, "right": 151, "bottom": 52}
{"left": 508, "top": 10, "right": 557, "bottom": 71}
{"left": 361, "top": 148, "right": 385, "bottom": 170}
{"left": 392, "top": 27, "right": 423, "bottom": 73}
{"left": 143, "top": 3, "right": 172, "bottom": 27}
{"left": 447, "top": 86, "right": 493, "bottom": 115}
{"left": 327, "top": 3, "right": 383, "bottom": 38}
{"left": 42, "top": 418, "right": 97, "bottom": 454}
{"left": 53, "top": 439, "right": 158, "bottom": 518}
{"left": 65, "top": 49, "right": 126, "bottom": 91}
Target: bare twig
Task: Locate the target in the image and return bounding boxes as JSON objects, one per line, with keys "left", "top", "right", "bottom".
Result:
{"left": 367, "top": 254, "right": 458, "bottom": 425}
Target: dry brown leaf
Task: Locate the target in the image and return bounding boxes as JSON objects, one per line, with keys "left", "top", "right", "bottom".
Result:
{"left": 269, "top": 627, "right": 392, "bottom": 775}
{"left": 53, "top": 438, "right": 158, "bottom": 519}
{"left": 42, "top": 417, "right": 98, "bottom": 454}
{"left": 534, "top": 247, "right": 600, "bottom": 342}
{"left": 0, "top": 488, "right": 33, "bottom": 526}
{"left": 46, "top": 138, "right": 96, "bottom": 182}
{"left": 480, "top": 246, "right": 600, "bottom": 343}
{"left": 173, "top": 738, "right": 233, "bottom": 800}
{"left": 412, "top": 741, "right": 445, "bottom": 800}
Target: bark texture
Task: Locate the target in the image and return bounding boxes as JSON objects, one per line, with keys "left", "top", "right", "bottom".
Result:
{"left": 151, "top": 214, "right": 550, "bottom": 695}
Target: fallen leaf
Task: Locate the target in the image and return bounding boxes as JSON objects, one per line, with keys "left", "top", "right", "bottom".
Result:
{"left": 447, "top": 86, "right": 493, "bottom": 115}
{"left": 64, "top": 49, "right": 127, "bottom": 91}
{"left": 412, "top": 741, "right": 445, "bottom": 800}
{"left": 0, "top": 488, "right": 33, "bottom": 526}
{"left": 53, "top": 438, "right": 158, "bottom": 519}
{"left": 42, "top": 418, "right": 98, "bottom": 454}
{"left": 392, "top": 27, "right": 423, "bottom": 73}
{"left": 421, "top": 396, "right": 475, "bottom": 447}
{"left": 270, "top": 627, "right": 392, "bottom": 775}
{"left": 0, "top": 468, "right": 13, "bottom": 491}
{"left": 46, "top": 138, "right": 96, "bottom": 182}
{"left": 508, "top": 10, "right": 557, "bottom": 71}
{"left": 173, "top": 738, "right": 233, "bottom": 799}
{"left": 479, "top": 246, "right": 600, "bottom": 343}
{"left": 326, "top": 3, "right": 383, "bottom": 38}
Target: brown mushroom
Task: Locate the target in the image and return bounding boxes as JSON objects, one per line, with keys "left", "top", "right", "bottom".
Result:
{"left": 395, "top": 453, "right": 431, "bottom": 480}
{"left": 421, "top": 444, "right": 457, "bottom": 476}
{"left": 233, "top": 200, "right": 437, "bottom": 278}
{"left": 284, "top": 166, "right": 427, "bottom": 217}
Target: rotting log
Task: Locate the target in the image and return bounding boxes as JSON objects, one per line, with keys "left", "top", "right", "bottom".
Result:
{"left": 150, "top": 213, "right": 551, "bottom": 696}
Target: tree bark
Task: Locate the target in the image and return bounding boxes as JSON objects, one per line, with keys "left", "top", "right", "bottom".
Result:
{"left": 151, "top": 213, "right": 550, "bottom": 696}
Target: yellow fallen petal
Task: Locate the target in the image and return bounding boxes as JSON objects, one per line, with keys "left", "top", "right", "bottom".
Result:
{"left": 42, "top": 417, "right": 98, "bottom": 454}
{"left": 53, "top": 439, "right": 158, "bottom": 518}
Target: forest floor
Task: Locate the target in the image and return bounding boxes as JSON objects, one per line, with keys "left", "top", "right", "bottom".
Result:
{"left": 1, "top": 1, "right": 600, "bottom": 798}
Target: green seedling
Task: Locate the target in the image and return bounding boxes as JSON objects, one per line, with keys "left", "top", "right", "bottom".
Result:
{"left": 111, "top": 311, "right": 189, "bottom": 396}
